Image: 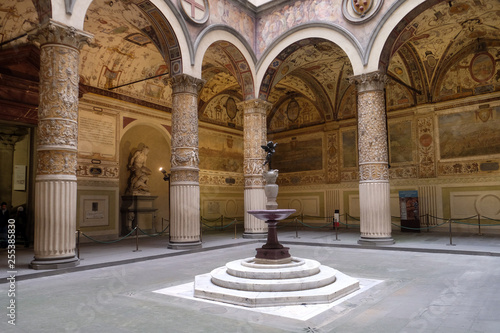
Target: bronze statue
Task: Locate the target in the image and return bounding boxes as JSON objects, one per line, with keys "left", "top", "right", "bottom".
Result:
{"left": 262, "top": 141, "right": 278, "bottom": 169}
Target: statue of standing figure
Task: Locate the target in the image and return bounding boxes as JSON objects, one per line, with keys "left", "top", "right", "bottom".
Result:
{"left": 127, "top": 146, "right": 152, "bottom": 195}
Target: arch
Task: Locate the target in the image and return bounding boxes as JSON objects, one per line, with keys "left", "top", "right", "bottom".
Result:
{"left": 256, "top": 24, "right": 364, "bottom": 93}
{"left": 365, "top": 0, "right": 440, "bottom": 73}
{"left": 121, "top": 118, "right": 171, "bottom": 143}
{"left": 194, "top": 27, "right": 257, "bottom": 99}
{"left": 52, "top": 0, "right": 192, "bottom": 78}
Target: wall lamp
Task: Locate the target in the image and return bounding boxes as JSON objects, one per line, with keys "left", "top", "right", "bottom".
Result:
{"left": 159, "top": 167, "right": 170, "bottom": 181}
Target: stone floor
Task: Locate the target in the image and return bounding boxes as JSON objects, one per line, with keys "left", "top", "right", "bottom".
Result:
{"left": 1, "top": 228, "right": 500, "bottom": 332}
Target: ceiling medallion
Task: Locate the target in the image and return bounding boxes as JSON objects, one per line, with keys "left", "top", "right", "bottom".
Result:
{"left": 342, "top": 0, "right": 383, "bottom": 24}
{"left": 179, "top": 0, "right": 210, "bottom": 25}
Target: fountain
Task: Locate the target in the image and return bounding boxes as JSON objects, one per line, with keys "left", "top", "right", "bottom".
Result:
{"left": 193, "top": 142, "right": 359, "bottom": 307}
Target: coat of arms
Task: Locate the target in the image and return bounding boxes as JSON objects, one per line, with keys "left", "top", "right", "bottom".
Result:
{"left": 351, "top": 0, "right": 374, "bottom": 16}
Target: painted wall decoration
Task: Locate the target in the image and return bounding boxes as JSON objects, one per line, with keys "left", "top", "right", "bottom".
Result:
{"left": 417, "top": 115, "right": 436, "bottom": 178}
{"left": 200, "top": 94, "right": 243, "bottom": 129}
{"left": 272, "top": 138, "right": 323, "bottom": 173}
{"left": 199, "top": 132, "right": 243, "bottom": 173}
{"left": 208, "top": 0, "right": 255, "bottom": 49}
{"left": 437, "top": 50, "right": 500, "bottom": 101}
{"left": 438, "top": 107, "right": 500, "bottom": 159}
{"left": 268, "top": 96, "right": 323, "bottom": 133}
{"left": 341, "top": 130, "right": 357, "bottom": 168}
{"left": 388, "top": 121, "right": 413, "bottom": 164}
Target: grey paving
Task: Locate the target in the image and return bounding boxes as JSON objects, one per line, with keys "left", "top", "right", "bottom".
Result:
{"left": 1, "top": 229, "right": 500, "bottom": 332}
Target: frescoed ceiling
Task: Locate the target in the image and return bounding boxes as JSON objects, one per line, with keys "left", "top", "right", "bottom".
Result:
{"left": 1, "top": 0, "right": 499, "bottom": 132}
{"left": 262, "top": 39, "right": 354, "bottom": 132}
{"left": 386, "top": 0, "right": 500, "bottom": 107}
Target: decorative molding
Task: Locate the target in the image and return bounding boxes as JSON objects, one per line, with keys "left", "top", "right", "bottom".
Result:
{"left": 28, "top": 20, "right": 93, "bottom": 49}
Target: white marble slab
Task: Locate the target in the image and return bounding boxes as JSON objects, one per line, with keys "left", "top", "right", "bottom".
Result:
{"left": 153, "top": 277, "right": 382, "bottom": 321}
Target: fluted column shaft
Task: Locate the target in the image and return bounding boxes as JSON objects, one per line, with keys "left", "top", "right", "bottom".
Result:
{"left": 30, "top": 21, "right": 93, "bottom": 268}
{"left": 240, "top": 99, "right": 271, "bottom": 238}
{"left": 350, "top": 72, "right": 394, "bottom": 245}
{"left": 168, "top": 74, "right": 204, "bottom": 249}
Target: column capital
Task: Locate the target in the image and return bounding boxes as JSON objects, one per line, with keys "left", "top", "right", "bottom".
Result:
{"left": 28, "top": 20, "right": 93, "bottom": 49}
{"left": 170, "top": 74, "right": 205, "bottom": 95}
{"left": 238, "top": 99, "right": 272, "bottom": 115}
{"left": 349, "top": 71, "right": 389, "bottom": 93}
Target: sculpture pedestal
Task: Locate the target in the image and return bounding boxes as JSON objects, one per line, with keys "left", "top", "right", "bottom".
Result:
{"left": 248, "top": 209, "right": 295, "bottom": 264}
{"left": 255, "top": 220, "right": 291, "bottom": 263}
{"left": 121, "top": 195, "right": 157, "bottom": 235}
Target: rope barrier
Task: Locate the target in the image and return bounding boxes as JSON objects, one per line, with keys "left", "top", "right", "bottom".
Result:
{"left": 138, "top": 224, "right": 170, "bottom": 237}
{"left": 81, "top": 227, "right": 137, "bottom": 244}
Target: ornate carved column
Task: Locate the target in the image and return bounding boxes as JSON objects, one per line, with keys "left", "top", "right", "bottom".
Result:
{"left": 168, "top": 74, "right": 204, "bottom": 249}
{"left": 240, "top": 99, "right": 271, "bottom": 238}
{"left": 29, "top": 21, "right": 92, "bottom": 269}
{"left": 349, "top": 71, "right": 394, "bottom": 245}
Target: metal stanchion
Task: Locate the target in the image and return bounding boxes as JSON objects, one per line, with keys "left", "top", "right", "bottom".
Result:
{"left": 294, "top": 218, "right": 300, "bottom": 238}
{"left": 133, "top": 227, "right": 141, "bottom": 252}
{"left": 477, "top": 214, "right": 483, "bottom": 236}
{"left": 76, "top": 230, "right": 81, "bottom": 259}
{"left": 345, "top": 213, "right": 348, "bottom": 229}
{"left": 447, "top": 219, "right": 455, "bottom": 246}
{"left": 233, "top": 219, "right": 238, "bottom": 239}
{"left": 426, "top": 213, "right": 430, "bottom": 232}
{"left": 221, "top": 215, "right": 224, "bottom": 231}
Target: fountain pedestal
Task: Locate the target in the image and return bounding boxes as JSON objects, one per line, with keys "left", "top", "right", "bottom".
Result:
{"left": 248, "top": 209, "right": 295, "bottom": 264}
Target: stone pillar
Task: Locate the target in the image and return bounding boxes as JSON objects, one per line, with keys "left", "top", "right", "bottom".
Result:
{"left": 168, "top": 74, "right": 204, "bottom": 249}
{"left": 349, "top": 71, "right": 394, "bottom": 245}
{"left": 240, "top": 99, "right": 271, "bottom": 239}
{"left": 29, "top": 21, "right": 92, "bottom": 269}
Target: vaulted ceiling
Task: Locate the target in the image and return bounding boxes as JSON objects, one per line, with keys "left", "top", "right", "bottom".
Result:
{"left": 0, "top": 0, "right": 499, "bottom": 132}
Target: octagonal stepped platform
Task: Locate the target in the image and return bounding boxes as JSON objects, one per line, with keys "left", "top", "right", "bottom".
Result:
{"left": 194, "top": 257, "right": 359, "bottom": 307}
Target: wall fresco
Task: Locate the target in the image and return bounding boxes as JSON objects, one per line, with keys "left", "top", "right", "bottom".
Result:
{"left": 438, "top": 107, "right": 500, "bottom": 159}
{"left": 389, "top": 121, "right": 413, "bottom": 164}
{"left": 272, "top": 138, "right": 323, "bottom": 173}
{"left": 341, "top": 130, "right": 357, "bottom": 168}
{"left": 199, "top": 132, "right": 243, "bottom": 173}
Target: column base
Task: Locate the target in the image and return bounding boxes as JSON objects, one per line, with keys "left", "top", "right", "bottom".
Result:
{"left": 30, "top": 256, "right": 80, "bottom": 270}
{"left": 168, "top": 241, "right": 202, "bottom": 250}
{"left": 358, "top": 237, "right": 395, "bottom": 246}
{"left": 242, "top": 232, "right": 267, "bottom": 239}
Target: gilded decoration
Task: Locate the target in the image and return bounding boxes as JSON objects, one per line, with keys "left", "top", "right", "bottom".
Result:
{"left": 438, "top": 161, "right": 480, "bottom": 176}
{"left": 327, "top": 133, "right": 340, "bottom": 183}
{"left": 171, "top": 148, "right": 199, "bottom": 167}
{"left": 37, "top": 150, "right": 77, "bottom": 175}
{"left": 389, "top": 166, "right": 418, "bottom": 179}
{"left": 350, "top": 72, "right": 389, "bottom": 182}
{"left": 199, "top": 172, "right": 244, "bottom": 186}
{"left": 76, "top": 165, "right": 119, "bottom": 178}
{"left": 417, "top": 116, "right": 436, "bottom": 178}
{"left": 37, "top": 119, "right": 78, "bottom": 148}
{"left": 38, "top": 46, "right": 80, "bottom": 121}
{"left": 359, "top": 163, "right": 389, "bottom": 181}
{"left": 170, "top": 74, "right": 204, "bottom": 184}
{"left": 356, "top": 90, "right": 389, "bottom": 164}
{"left": 277, "top": 172, "right": 326, "bottom": 186}
{"left": 170, "top": 169, "right": 199, "bottom": 182}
